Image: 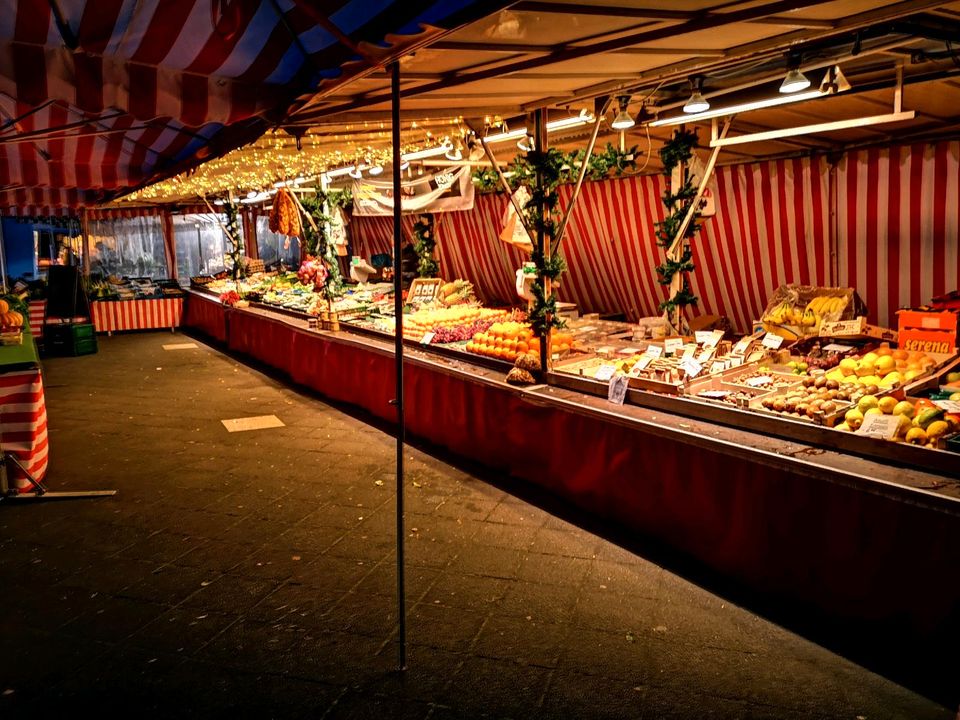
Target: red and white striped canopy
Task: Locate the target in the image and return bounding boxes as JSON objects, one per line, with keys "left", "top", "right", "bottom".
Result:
{"left": 0, "top": 0, "right": 502, "bottom": 215}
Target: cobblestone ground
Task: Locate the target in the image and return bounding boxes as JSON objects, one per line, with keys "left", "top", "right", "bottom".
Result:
{"left": 0, "top": 332, "right": 953, "bottom": 719}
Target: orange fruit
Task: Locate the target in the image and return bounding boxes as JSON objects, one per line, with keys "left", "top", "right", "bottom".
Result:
{"left": 516, "top": 341, "right": 528, "bottom": 353}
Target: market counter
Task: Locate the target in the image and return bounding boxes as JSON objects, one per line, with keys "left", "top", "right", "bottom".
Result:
{"left": 185, "top": 290, "right": 960, "bottom": 701}
{"left": 0, "top": 323, "right": 49, "bottom": 491}
{"left": 90, "top": 297, "right": 183, "bottom": 333}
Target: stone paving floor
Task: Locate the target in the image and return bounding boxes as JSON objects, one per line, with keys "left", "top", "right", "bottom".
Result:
{"left": 0, "top": 331, "right": 954, "bottom": 719}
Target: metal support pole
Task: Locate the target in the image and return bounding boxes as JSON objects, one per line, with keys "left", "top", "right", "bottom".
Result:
{"left": 80, "top": 209, "right": 91, "bottom": 276}
{"left": 0, "top": 218, "right": 8, "bottom": 292}
{"left": 390, "top": 60, "right": 407, "bottom": 672}
{"left": 553, "top": 109, "right": 605, "bottom": 252}
{"left": 534, "top": 109, "right": 551, "bottom": 375}
{"left": 467, "top": 120, "right": 535, "bottom": 242}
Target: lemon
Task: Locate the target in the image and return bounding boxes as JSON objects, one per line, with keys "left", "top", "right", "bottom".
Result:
{"left": 878, "top": 396, "right": 898, "bottom": 414}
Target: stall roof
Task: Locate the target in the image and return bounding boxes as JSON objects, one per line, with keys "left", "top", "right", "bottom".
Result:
{"left": 281, "top": 0, "right": 960, "bottom": 169}
{"left": 0, "top": 0, "right": 509, "bottom": 214}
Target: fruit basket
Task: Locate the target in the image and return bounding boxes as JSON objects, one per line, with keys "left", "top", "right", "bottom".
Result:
{"left": 748, "top": 376, "right": 869, "bottom": 426}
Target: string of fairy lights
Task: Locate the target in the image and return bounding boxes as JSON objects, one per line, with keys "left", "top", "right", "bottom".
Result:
{"left": 123, "top": 116, "right": 476, "bottom": 204}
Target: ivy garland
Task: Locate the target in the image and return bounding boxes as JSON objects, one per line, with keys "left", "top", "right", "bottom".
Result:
{"left": 223, "top": 198, "right": 245, "bottom": 281}
{"left": 520, "top": 148, "right": 570, "bottom": 338}
{"left": 654, "top": 128, "right": 700, "bottom": 316}
{"left": 471, "top": 143, "right": 639, "bottom": 194}
{"left": 412, "top": 214, "right": 439, "bottom": 278}
{"left": 299, "top": 188, "right": 350, "bottom": 297}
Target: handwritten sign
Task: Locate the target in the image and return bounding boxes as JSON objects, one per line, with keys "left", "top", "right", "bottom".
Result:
{"left": 732, "top": 338, "right": 751, "bottom": 355}
{"left": 762, "top": 333, "right": 785, "bottom": 349}
{"left": 594, "top": 364, "right": 618, "bottom": 382}
{"left": 710, "top": 360, "right": 727, "bottom": 374}
{"left": 644, "top": 345, "right": 663, "bottom": 359}
{"left": 933, "top": 399, "right": 960, "bottom": 413}
{"left": 856, "top": 413, "right": 901, "bottom": 440}
{"left": 681, "top": 345, "right": 697, "bottom": 360}
{"left": 696, "top": 348, "right": 714, "bottom": 363}
{"left": 664, "top": 337, "right": 684, "bottom": 355}
{"left": 420, "top": 331, "right": 435, "bottom": 345}
{"left": 695, "top": 330, "right": 724, "bottom": 348}
{"left": 680, "top": 357, "right": 703, "bottom": 378}
{"left": 407, "top": 278, "right": 442, "bottom": 305}
{"left": 608, "top": 374, "right": 629, "bottom": 405}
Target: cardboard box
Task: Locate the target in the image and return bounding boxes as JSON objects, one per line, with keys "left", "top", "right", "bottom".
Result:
{"left": 818, "top": 317, "right": 898, "bottom": 342}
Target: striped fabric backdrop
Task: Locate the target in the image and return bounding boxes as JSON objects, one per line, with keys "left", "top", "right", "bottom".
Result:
{"left": 837, "top": 141, "right": 960, "bottom": 329}
{"left": 90, "top": 298, "right": 184, "bottom": 333}
{"left": 0, "top": 369, "right": 49, "bottom": 490}
{"left": 342, "top": 143, "right": 956, "bottom": 332}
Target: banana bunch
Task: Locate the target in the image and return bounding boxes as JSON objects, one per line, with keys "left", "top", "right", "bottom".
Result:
{"left": 805, "top": 295, "right": 848, "bottom": 320}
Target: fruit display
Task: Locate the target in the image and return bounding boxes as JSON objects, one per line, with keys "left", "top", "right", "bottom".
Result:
{"left": 0, "top": 299, "right": 24, "bottom": 333}
{"left": 757, "top": 376, "right": 862, "bottom": 422}
{"left": 834, "top": 396, "right": 960, "bottom": 447}
{"left": 822, "top": 346, "right": 938, "bottom": 389}
{"left": 437, "top": 280, "right": 476, "bottom": 306}
{"left": 467, "top": 322, "right": 536, "bottom": 363}
{"left": 403, "top": 307, "right": 509, "bottom": 341}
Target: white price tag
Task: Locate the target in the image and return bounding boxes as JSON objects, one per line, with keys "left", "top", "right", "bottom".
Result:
{"left": 632, "top": 355, "right": 654, "bottom": 373}
{"left": 822, "top": 343, "right": 855, "bottom": 353}
{"left": 696, "top": 348, "right": 714, "bottom": 363}
{"left": 595, "top": 346, "right": 615, "bottom": 354}
{"left": 644, "top": 345, "right": 663, "bottom": 359}
{"left": 664, "top": 337, "right": 684, "bottom": 355}
{"left": 745, "top": 375, "right": 773, "bottom": 387}
{"left": 594, "top": 364, "right": 618, "bottom": 382}
{"left": 762, "top": 333, "right": 785, "bottom": 349}
{"left": 856, "top": 413, "right": 902, "bottom": 440}
{"left": 695, "top": 330, "right": 724, "bottom": 348}
{"left": 680, "top": 357, "right": 703, "bottom": 378}
{"left": 732, "top": 338, "right": 751, "bottom": 355}
{"left": 728, "top": 356, "right": 744, "bottom": 367}
{"left": 608, "top": 374, "right": 629, "bottom": 405}
{"left": 420, "top": 331, "right": 435, "bottom": 345}
{"left": 710, "top": 360, "right": 727, "bottom": 374}
{"left": 933, "top": 399, "right": 960, "bottom": 413}
{"left": 681, "top": 345, "right": 697, "bottom": 360}
{"left": 618, "top": 347, "right": 641, "bottom": 355}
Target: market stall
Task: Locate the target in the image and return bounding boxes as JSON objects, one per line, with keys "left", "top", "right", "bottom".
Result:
{"left": 0, "top": 317, "right": 48, "bottom": 492}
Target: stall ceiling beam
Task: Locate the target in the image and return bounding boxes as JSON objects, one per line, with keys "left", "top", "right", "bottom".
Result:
{"left": 512, "top": 1, "right": 836, "bottom": 28}
{"left": 427, "top": 40, "right": 724, "bottom": 56}
{"left": 710, "top": 111, "right": 916, "bottom": 147}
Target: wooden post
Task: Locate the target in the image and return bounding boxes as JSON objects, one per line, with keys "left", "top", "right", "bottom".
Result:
{"left": 80, "top": 208, "right": 91, "bottom": 276}
{"left": 534, "top": 109, "right": 551, "bottom": 374}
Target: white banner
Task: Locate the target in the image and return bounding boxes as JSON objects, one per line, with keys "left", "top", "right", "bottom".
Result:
{"left": 352, "top": 165, "right": 475, "bottom": 216}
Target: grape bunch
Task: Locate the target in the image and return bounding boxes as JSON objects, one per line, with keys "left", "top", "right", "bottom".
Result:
{"left": 431, "top": 318, "right": 497, "bottom": 344}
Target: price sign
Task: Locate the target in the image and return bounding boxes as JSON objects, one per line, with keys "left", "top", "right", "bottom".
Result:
{"left": 407, "top": 278, "right": 442, "bottom": 305}
{"left": 594, "top": 364, "right": 618, "bottom": 382}
{"left": 933, "top": 399, "right": 960, "bottom": 413}
{"left": 644, "top": 345, "right": 663, "bottom": 359}
{"left": 695, "top": 330, "right": 724, "bottom": 348}
{"left": 608, "top": 374, "right": 629, "bottom": 405}
{"left": 632, "top": 355, "right": 654, "bottom": 373}
{"left": 696, "top": 348, "right": 714, "bottom": 363}
{"left": 822, "top": 343, "right": 855, "bottom": 353}
{"left": 618, "top": 347, "right": 641, "bottom": 355}
{"left": 664, "top": 337, "right": 684, "bottom": 355}
{"left": 762, "top": 333, "right": 785, "bottom": 349}
{"left": 710, "top": 360, "right": 728, "bottom": 374}
{"left": 681, "top": 345, "right": 696, "bottom": 360}
{"left": 856, "top": 413, "right": 902, "bottom": 440}
{"left": 680, "top": 357, "right": 703, "bottom": 378}
{"left": 728, "top": 356, "right": 744, "bottom": 367}
{"left": 732, "top": 338, "right": 751, "bottom": 355}
{"left": 745, "top": 375, "right": 773, "bottom": 387}
{"left": 595, "top": 346, "right": 615, "bottom": 355}
{"left": 420, "top": 331, "right": 435, "bottom": 345}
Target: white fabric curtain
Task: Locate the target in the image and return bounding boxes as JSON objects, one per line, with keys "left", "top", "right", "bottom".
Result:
{"left": 88, "top": 216, "right": 167, "bottom": 278}
{"left": 256, "top": 215, "right": 301, "bottom": 269}
{"left": 173, "top": 213, "right": 234, "bottom": 278}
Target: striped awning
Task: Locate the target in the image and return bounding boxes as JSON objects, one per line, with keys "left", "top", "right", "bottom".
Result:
{"left": 0, "top": 0, "right": 503, "bottom": 215}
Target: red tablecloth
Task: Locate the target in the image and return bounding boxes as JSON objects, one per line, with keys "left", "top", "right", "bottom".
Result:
{"left": 0, "top": 368, "right": 48, "bottom": 491}
{"left": 184, "top": 293, "right": 228, "bottom": 343}
{"left": 91, "top": 298, "right": 183, "bottom": 333}
{"left": 28, "top": 300, "right": 46, "bottom": 336}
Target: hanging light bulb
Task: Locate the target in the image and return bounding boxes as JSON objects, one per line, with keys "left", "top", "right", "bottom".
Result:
{"left": 683, "top": 76, "right": 710, "bottom": 114}
{"left": 779, "top": 54, "right": 811, "bottom": 94}
{"left": 517, "top": 134, "right": 535, "bottom": 152}
{"left": 445, "top": 144, "right": 463, "bottom": 161}
{"left": 610, "top": 95, "right": 635, "bottom": 130}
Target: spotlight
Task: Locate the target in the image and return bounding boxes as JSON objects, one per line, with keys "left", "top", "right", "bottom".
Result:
{"left": 610, "top": 95, "right": 635, "bottom": 130}
{"left": 445, "top": 144, "right": 463, "bottom": 161}
{"left": 683, "top": 76, "right": 710, "bottom": 114}
{"left": 517, "top": 134, "right": 535, "bottom": 152}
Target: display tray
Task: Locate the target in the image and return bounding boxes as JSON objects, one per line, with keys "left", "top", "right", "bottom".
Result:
{"left": 548, "top": 369, "right": 960, "bottom": 478}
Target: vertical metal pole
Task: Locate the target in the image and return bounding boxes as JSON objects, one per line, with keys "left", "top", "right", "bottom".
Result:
{"left": 534, "top": 109, "right": 550, "bottom": 375}
{"left": 390, "top": 60, "right": 407, "bottom": 672}
{"left": 80, "top": 208, "right": 91, "bottom": 276}
{"left": 0, "top": 218, "right": 8, "bottom": 292}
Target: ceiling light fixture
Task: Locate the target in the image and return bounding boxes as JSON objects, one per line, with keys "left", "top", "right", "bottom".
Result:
{"left": 326, "top": 165, "right": 356, "bottom": 178}
{"left": 610, "top": 95, "right": 635, "bottom": 130}
{"left": 444, "top": 144, "right": 463, "bottom": 161}
{"left": 484, "top": 110, "right": 595, "bottom": 145}
{"left": 517, "top": 134, "right": 535, "bottom": 152}
{"left": 368, "top": 165, "right": 384, "bottom": 176}
{"left": 348, "top": 166, "right": 363, "bottom": 179}
{"left": 683, "top": 76, "right": 710, "bottom": 114}
{"left": 651, "top": 66, "right": 847, "bottom": 127}
{"left": 780, "top": 54, "right": 810, "bottom": 94}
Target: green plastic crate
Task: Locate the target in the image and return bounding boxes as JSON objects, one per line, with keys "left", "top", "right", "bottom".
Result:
{"left": 46, "top": 324, "right": 98, "bottom": 356}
